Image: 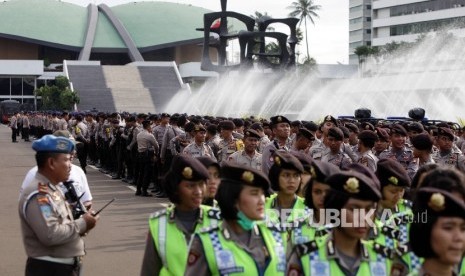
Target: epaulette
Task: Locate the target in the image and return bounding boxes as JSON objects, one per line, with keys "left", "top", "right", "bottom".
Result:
{"left": 38, "top": 182, "right": 49, "bottom": 194}
{"left": 381, "top": 225, "right": 401, "bottom": 240}
{"left": 149, "top": 209, "right": 167, "bottom": 219}
{"left": 296, "top": 240, "right": 319, "bottom": 257}
{"left": 372, "top": 242, "right": 393, "bottom": 259}
{"left": 394, "top": 242, "right": 411, "bottom": 257}
{"left": 206, "top": 208, "right": 221, "bottom": 220}
{"left": 402, "top": 199, "right": 413, "bottom": 209}
{"left": 199, "top": 225, "right": 220, "bottom": 234}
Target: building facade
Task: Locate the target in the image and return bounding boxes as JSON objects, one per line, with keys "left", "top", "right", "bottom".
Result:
{"left": 349, "top": 0, "right": 373, "bottom": 64}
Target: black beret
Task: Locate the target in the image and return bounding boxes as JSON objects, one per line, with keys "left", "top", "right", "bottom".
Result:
{"left": 390, "top": 124, "right": 408, "bottom": 136}
{"left": 344, "top": 163, "right": 381, "bottom": 191}
{"left": 297, "top": 128, "right": 314, "bottom": 141}
{"left": 232, "top": 118, "right": 244, "bottom": 127}
{"left": 250, "top": 122, "right": 264, "bottom": 132}
{"left": 438, "top": 127, "right": 454, "bottom": 140}
{"left": 410, "top": 133, "right": 434, "bottom": 151}
{"left": 375, "top": 127, "right": 390, "bottom": 142}
{"left": 360, "top": 122, "right": 375, "bottom": 131}
{"left": 323, "top": 115, "right": 338, "bottom": 126}
{"left": 327, "top": 127, "right": 344, "bottom": 141}
{"left": 376, "top": 158, "right": 410, "bottom": 188}
{"left": 339, "top": 126, "right": 350, "bottom": 139}
{"left": 193, "top": 124, "right": 207, "bottom": 132}
{"left": 221, "top": 163, "right": 270, "bottom": 191}
{"left": 408, "top": 122, "right": 424, "bottom": 133}
{"left": 169, "top": 154, "right": 210, "bottom": 182}
{"left": 126, "top": 116, "right": 136, "bottom": 122}
{"left": 291, "top": 120, "right": 302, "bottom": 127}
{"left": 414, "top": 187, "right": 465, "bottom": 218}
{"left": 197, "top": 156, "right": 220, "bottom": 170}
{"left": 345, "top": 123, "right": 359, "bottom": 133}
{"left": 142, "top": 120, "right": 151, "bottom": 128}
{"left": 310, "top": 160, "right": 340, "bottom": 183}
{"left": 291, "top": 152, "right": 313, "bottom": 173}
{"left": 272, "top": 151, "right": 304, "bottom": 173}
{"left": 358, "top": 130, "right": 378, "bottom": 142}
{"left": 219, "top": 120, "right": 235, "bottom": 130}
{"left": 137, "top": 113, "right": 147, "bottom": 119}
{"left": 303, "top": 121, "right": 319, "bottom": 132}
{"left": 160, "top": 113, "right": 170, "bottom": 118}
{"left": 270, "top": 115, "right": 291, "bottom": 127}
{"left": 326, "top": 171, "right": 381, "bottom": 201}
{"left": 244, "top": 129, "right": 261, "bottom": 139}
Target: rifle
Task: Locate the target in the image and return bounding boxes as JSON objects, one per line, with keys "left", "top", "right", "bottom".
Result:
{"left": 63, "top": 180, "right": 87, "bottom": 219}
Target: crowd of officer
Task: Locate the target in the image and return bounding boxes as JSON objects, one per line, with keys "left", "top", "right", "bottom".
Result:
{"left": 15, "top": 109, "right": 465, "bottom": 275}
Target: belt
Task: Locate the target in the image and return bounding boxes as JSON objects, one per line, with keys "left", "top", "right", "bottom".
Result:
{"left": 33, "top": 256, "right": 82, "bottom": 265}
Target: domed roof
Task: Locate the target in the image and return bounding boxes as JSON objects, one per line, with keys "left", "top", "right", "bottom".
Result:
{"left": 0, "top": 0, "right": 211, "bottom": 51}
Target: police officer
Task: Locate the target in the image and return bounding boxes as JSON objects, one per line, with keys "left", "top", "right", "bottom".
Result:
{"left": 262, "top": 115, "right": 293, "bottom": 175}
{"left": 357, "top": 130, "right": 379, "bottom": 172}
{"left": 186, "top": 163, "right": 287, "bottom": 275}
{"left": 19, "top": 135, "right": 98, "bottom": 276}
{"left": 432, "top": 127, "right": 465, "bottom": 172}
{"left": 228, "top": 129, "right": 262, "bottom": 171}
{"left": 410, "top": 133, "right": 435, "bottom": 167}
{"left": 140, "top": 154, "right": 220, "bottom": 276}
{"left": 321, "top": 127, "right": 352, "bottom": 169}
{"left": 135, "top": 120, "right": 159, "bottom": 197}
{"left": 182, "top": 124, "right": 216, "bottom": 160}
{"left": 217, "top": 120, "right": 244, "bottom": 164}
{"left": 290, "top": 128, "right": 314, "bottom": 154}
{"left": 379, "top": 124, "right": 418, "bottom": 180}
{"left": 373, "top": 127, "right": 390, "bottom": 158}
{"left": 286, "top": 170, "right": 391, "bottom": 275}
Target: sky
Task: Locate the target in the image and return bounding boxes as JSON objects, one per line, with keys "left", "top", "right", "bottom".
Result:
{"left": 64, "top": 0, "right": 348, "bottom": 64}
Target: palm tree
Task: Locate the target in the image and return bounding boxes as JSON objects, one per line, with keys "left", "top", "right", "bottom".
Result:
{"left": 288, "top": 0, "right": 321, "bottom": 61}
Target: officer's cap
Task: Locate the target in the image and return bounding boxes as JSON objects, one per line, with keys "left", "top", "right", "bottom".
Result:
{"left": 344, "top": 163, "right": 381, "bottom": 191}
{"left": 376, "top": 158, "right": 410, "bottom": 188}
{"left": 360, "top": 122, "right": 375, "bottom": 131}
{"left": 411, "top": 133, "right": 434, "bottom": 151}
{"left": 297, "top": 128, "right": 314, "bottom": 141}
{"left": 270, "top": 115, "right": 290, "bottom": 127}
{"left": 358, "top": 130, "right": 378, "bottom": 142}
{"left": 244, "top": 129, "right": 260, "bottom": 139}
{"left": 375, "top": 127, "right": 390, "bottom": 142}
{"left": 272, "top": 151, "right": 304, "bottom": 173}
{"left": 345, "top": 123, "right": 359, "bottom": 133}
{"left": 390, "top": 124, "right": 408, "bottom": 136}
{"left": 193, "top": 124, "right": 206, "bottom": 132}
{"left": 327, "top": 127, "right": 344, "bottom": 141}
{"left": 323, "top": 115, "right": 338, "bottom": 126}
{"left": 170, "top": 154, "right": 209, "bottom": 182}
{"left": 408, "top": 122, "right": 424, "bottom": 133}
{"left": 291, "top": 152, "right": 313, "bottom": 174}
{"left": 32, "top": 135, "right": 75, "bottom": 154}
{"left": 438, "top": 127, "right": 454, "bottom": 140}
{"left": 326, "top": 170, "right": 381, "bottom": 201}
{"left": 221, "top": 163, "right": 270, "bottom": 191}
{"left": 310, "top": 160, "right": 340, "bottom": 183}
{"left": 219, "top": 120, "right": 235, "bottom": 131}
{"left": 414, "top": 187, "right": 465, "bottom": 218}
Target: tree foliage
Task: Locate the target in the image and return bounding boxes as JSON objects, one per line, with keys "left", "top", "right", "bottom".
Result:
{"left": 35, "top": 76, "right": 79, "bottom": 110}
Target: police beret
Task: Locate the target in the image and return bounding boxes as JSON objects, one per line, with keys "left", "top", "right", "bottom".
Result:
{"left": 32, "top": 135, "right": 75, "bottom": 154}
{"left": 339, "top": 126, "right": 350, "bottom": 139}
{"left": 375, "top": 127, "right": 389, "bottom": 142}
{"left": 142, "top": 120, "right": 151, "bottom": 128}
{"left": 376, "top": 158, "right": 410, "bottom": 188}
{"left": 270, "top": 115, "right": 290, "bottom": 127}
{"left": 310, "top": 160, "right": 339, "bottom": 183}
{"left": 291, "top": 120, "right": 302, "bottom": 127}
{"left": 360, "top": 122, "right": 375, "bottom": 131}
{"left": 438, "top": 127, "right": 454, "bottom": 140}
{"left": 197, "top": 156, "right": 220, "bottom": 170}
{"left": 193, "top": 124, "right": 207, "bottom": 132}
{"left": 297, "top": 128, "right": 314, "bottom": 141}
{"left": 303, "top": 121, "right": 319, "bottom": 132}
{"left": 221, "top": 163, "right": 270, "bottom": 191}
{"left": 390, "top": 124, "right": 408, "bottom": 136}
{"left": 327, "top": 127, "right": 344, "bottom": 141}
{"left": 291, "top": 152, "right": 313, "bottom": 173}
{"left": 358, "top": 130, "right": 378, "bottom": 142}
{"left": 219, "top": 120, "right": 235, "bottom": 130}
{"left": 414, "top": 187, "right": 465, "bottom": 218}
{"left": 160, "top": 113, "right": 170, "bottom": 118}
{"left": 344, "top": 163, "right": 381, "bottom": 191}
{"left": 137, "top": 113, "right": 147, "bottom": 119}
{"left": 232, "top": 118, "right": 244, "bottom": 127}
{"left": 326, "top": 171, "right": 381, "bottom": 201}
{"left": 408, "top": 122, "right": 424, "bottom": 133}
{"left": 170, "top": 154, "right": 210, "bottom": 182}
{"left": 345, "top": 123, "right": 359, "bottom": 133}
{"left": 250, "top": 122, "right": 264, "bottom": 132}
{"left": 244, "top": 129, "right": 260, "bottom": 139}
{"left": 323, "top": 115, "right": 338, "bottom": 126}
{"left": 272, "top": 151, "right": 304, "bottom": 173}
{"left": 410, "top": 133, "right": 434, "bottom": 151}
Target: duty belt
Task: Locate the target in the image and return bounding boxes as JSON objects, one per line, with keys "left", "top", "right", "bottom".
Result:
{"left": 33, "top": 256, "right": 83, "bottom": 266}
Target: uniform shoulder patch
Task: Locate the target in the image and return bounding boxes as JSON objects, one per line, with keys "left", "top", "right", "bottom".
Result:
{"left": 381, "top": 225, "right": 401, "bottom": 240}
{"left": 149, "top": 209, "right": 167, "bottom": 219}
{"left": 372, "top": 242, "right": 393, "bottom": 258}
{"left": 206, "top": 208, "right": 221, "bottom": 220}
{"left": 296, "top": 240, "right": 319, "bottom": 257}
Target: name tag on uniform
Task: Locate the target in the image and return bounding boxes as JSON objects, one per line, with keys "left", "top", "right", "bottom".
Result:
{"left": 313, "top": 153, "right": 322, "bottom": 159}
{"left": 310, "top": 260, "right": 330, "bottom": 276}
{"left": 370, "top": 261, "right": 386, "bottom": 276}
{"left": 215, "top": 250, "right": 243, "bottom": 274}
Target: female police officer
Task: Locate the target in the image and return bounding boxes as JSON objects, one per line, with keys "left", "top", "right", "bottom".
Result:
{"left": 185, "top": 163, "right": 287, "bottom": 275}
{"left": 140, "top": 154, "right": 220, "bottom": 276}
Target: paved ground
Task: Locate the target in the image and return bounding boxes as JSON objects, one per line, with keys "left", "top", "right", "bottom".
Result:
{"left": 0, "top": 125, "right": 169, "bottom": 275}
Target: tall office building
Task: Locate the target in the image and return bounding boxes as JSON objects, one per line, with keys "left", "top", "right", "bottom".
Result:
{"left": 349, "top": 0, "right": 373, "bottom": 64}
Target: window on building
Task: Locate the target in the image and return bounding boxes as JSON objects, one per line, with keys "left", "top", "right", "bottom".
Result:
{"left": 366, "top": 29, "right": 372, "bottom": 34}
{"left": 366, "top": 5, "right": 371, "bottom": 10}
{"left": 367, "top": 17, "right": 371, "bottom": 22}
